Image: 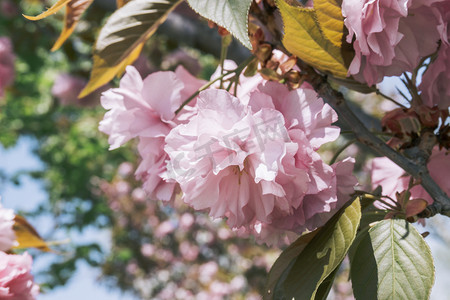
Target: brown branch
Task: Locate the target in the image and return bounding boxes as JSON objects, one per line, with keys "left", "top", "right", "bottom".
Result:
{"left": 297, "top": 62, "right": 450, "bottom": 218}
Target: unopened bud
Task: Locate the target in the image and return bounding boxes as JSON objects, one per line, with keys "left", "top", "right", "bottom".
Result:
{"left": 255, "top": 43, "right": 272, "bottom": 63}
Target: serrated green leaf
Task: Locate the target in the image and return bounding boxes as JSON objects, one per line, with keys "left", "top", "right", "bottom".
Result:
{"left": 186, "top": 0, "right": 252, "bottom": 49}
{"left": 79, "top": 0, "right": 182, "bottom": 97}
{"left": 276, "top": 0, "right": 348, "bottom": 78}
{"left": 273, "top": 198, "right": 361, "bottom": 300}
{"left": 351, "top": 219, "right": 435, "bottom": 300}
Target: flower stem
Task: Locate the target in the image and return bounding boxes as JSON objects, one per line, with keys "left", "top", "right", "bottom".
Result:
{"left": 329, "top": 138, "right": 356, "bottom": 165}
{"left": 175, "top": 56, "right": 255, "bottom": 115}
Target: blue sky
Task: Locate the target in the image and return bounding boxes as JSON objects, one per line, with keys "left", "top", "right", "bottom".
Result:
{"left": 0, "top": 137, "right": 136, "bottom": 300}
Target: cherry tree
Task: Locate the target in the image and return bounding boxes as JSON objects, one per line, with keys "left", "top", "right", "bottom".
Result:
{"left": 0, "top": 0, "right": 448, "bottom": 298}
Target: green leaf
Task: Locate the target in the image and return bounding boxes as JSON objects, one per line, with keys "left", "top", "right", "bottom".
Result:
{"left": 276, "top": 0, "right": 348, "bottom": 78}
{"left": 273, "top": 198, "right": 361, "bottom": 300}
{"left": 186, "top": 0, "right": 253, "bottom": 49}
{"left": 264, "top": 229, "right": 319, "bottom": 300}
{"left": 79, "top": 0, "right": 182, "bottom": 97}
{"left": 348, "top": 202, "right": 386, "bottom": 263}
{"left": 350, "top": 219, "right": 435, "bottom": 300}
{"left": 314, "top": 264, "right": 340, "bottom": 300}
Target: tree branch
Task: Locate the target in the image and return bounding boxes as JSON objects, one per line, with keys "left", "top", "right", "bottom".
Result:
{"left": 298, "top": 65, "right": 450, "bottom": 218}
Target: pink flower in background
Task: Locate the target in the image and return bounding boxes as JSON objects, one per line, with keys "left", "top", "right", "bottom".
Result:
{"left": 52, "top": 73, "right": 108, "bottom": 107}
{"left": 0, "top": 204, "right": 15, "bottom": 252}
{"left": 0, "top": 37, "right": 15, "bottom": 99}
{"left": 51, "top": 73, "right": 86, "bottom": 105}
{"left": 0, "top": 0, "right": 19, "bottom": 18}
{"left": 163, "top": 49, "right": 201, "bottom": 76}
{"left": 419, "top": 44, "right": 450, "bottom": 109}
{"left": 100, "top": 65, "right": 204, "bottom": 201}
{"left": 370, "top": 147, "right": 450, "bottom": 205}
{"left": 179, "top": 213, "right": 195, "bottom": 230}
{"left": 179, "top": 241, "right": 199, "bottom": 261}
{"left": 199, "top": 261, "right": 218, "bottom": 284}
{"left": 342, "top": 0, "right": 445, "bottom": 86}
{"left": 0, "top": 252, "right": 39, "bottom": 300}
{"left": 132, "top": 54, "right": 154, "bottom": 78}
{"left": 155, "top": 220, "right": 176, "bottom": 238}
{"left": 418, "top": 1, "right": 450, "bottom": 109}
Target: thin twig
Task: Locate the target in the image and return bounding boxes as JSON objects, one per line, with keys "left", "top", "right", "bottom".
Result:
{"left": 376, "top": 90, "right": 408, "bottom": 108}
{"left": 175, "top": 71, "right": 233, "bottom": 115}
{"left": 329, "top": 139, "right": 356, "bottom": 165}
{"left": 175, "top": 56, "right": 254, "bottom": 115}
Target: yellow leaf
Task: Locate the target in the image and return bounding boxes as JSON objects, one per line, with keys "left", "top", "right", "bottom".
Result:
{"left": 13, "top": 215, "right": 52, "bottom": 252}
{"left": 276, "top": 0, "right": 348, "bottom": 78}
{"left": 79, "top": 42, "right": 144, "bottom": 98}
{"left": 314, "top": 0, "right": 344, "bottom": 47}
{"left": 116, "top": 0, "right": 131, "bottom": 8}
{"left": 51, "top": 0, "right": 94, "bottom": 51}
{"left": 23, "top": 0, "right": 71, "bottom": 20}
{"left": 79, "top": 0, "right": 182, "bottom": 97}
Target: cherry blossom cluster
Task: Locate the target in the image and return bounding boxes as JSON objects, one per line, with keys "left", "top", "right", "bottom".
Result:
{"left": 0, "top": 37, "right": 15, "bottom": 99}
{"left": 99, "top": 61, "right": 358, "bottom": 245}
{"left": 343, "top": 0, "right": 450, "bottom": 109}
{"left": 0, "top": 204, "right": 39, "bottom": 299}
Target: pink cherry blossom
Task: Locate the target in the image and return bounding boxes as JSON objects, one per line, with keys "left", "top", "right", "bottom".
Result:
{"left": 140, "top": 243, "right": 155, "bottom": 257}
{"left": 419, "top": 28, "right": 450, "bottom": 108}
{"left": 165, "top": 82, "right": 352, "bottom": 242}
{"left": 199, "top": 261, "right": 218, "bottom": 284}
{"left": 163, "top": 49, "right": 201, "bottom": 76}
{"left": 0, "top": 37, "right": 15, "bottom": 99}
{"left": 0, "top": 204, "right": 15, "bottom": 252}
{"left": 342, "top": 0, "right": 445, "bottom": 86}
{"left": 0, "top": 252, "right": 39, "bottom": 300}
{"left": 100, "top": 65, "right": 204, "bottom": 201}
{"left": 250, "top": 157, "right": 358, "bottom": 246}
{"left": 179, "top": 212, "right": 195, "bottom": 230}
{"left": 155, "top": 220, "right": 176, "bottom": 238}
{"left": 132, "top": 54, "right": 154, "bottom": 78}
{"left": 0, "top": 0, "right": 19, "bottom": 18}
{"left": 51, "top": 73, "right": 86, "bottom": 105}
{"left": 370, "top": 147, "right": 450, "bottom": 205}
{"left": 52, "top": 73, "right": 110, "bottom": 106}
{"left": 179, "top": 241, "right": 199, "bottom": 261}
